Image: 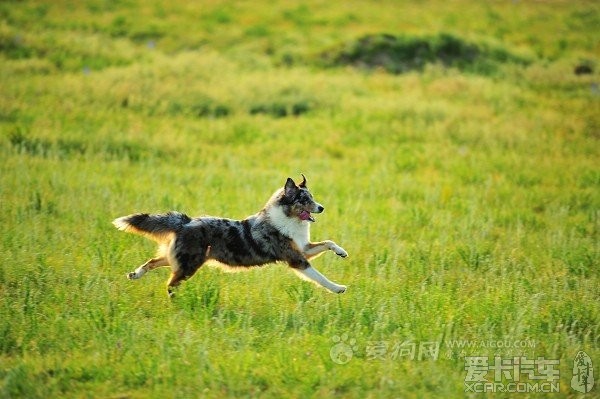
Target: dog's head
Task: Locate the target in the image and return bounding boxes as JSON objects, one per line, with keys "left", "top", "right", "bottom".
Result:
{"left": 279, "top": 174, "right": 324, "bottom": 222}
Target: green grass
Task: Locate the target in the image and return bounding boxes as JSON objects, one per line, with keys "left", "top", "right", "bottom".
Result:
{"left": 1, "top": 0, "right": 599, "bottom": 397}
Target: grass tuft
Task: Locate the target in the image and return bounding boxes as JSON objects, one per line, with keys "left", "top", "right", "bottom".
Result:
{"left": 321, "top": 32, "right": 532, "bottom": 75}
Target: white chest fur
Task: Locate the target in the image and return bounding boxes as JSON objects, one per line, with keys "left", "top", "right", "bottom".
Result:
{"left": 265, "top": 206, "right": 310, "bottom": 251}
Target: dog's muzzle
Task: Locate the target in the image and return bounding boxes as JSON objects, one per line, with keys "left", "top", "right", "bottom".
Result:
{"left": 300, "top": 204, "right": 324, "bottom": 222}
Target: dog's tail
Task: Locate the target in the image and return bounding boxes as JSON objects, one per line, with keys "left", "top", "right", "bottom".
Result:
{"left": 112, "top": 211, "right": 192, "bottom": 243}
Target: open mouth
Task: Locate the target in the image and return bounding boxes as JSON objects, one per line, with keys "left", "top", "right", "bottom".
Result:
{"left": 299, "top": 210, "right": 315, "bottom": 222}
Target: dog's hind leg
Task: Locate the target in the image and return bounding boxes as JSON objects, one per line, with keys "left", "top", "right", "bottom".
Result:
{"left": 166, "top": 270, "right": 188, "bottom": 297}
{"left": 166, "top": 265, "right": 205, "bottom": 297}
{"left": 127, "top": 256, "right": 169, "bottom": 280}
{"left": 166, "top": 247, "right": 209, "bottom": 297}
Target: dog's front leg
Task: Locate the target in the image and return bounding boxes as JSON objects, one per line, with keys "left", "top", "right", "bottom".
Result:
{"left": 304, "top": 240, "right": 348, "bottom": 259}
{"left": 290, "top": 258, "right": 346, "bottom": 294}
{"left": 294, "top": 265, "right": 347, "bottom": 294}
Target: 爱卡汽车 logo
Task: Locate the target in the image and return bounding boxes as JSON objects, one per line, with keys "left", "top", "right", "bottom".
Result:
{"left": 571, "top": 350, "right": 595, "bottom": 393}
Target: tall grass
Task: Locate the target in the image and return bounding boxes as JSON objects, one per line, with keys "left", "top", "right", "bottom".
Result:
{"left": 1, "top": 0, "right": 598, "bottom": 397}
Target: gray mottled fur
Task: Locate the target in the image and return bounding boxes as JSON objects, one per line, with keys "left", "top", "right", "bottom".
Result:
{"left": 113, "top": 176, "right": 348, "bottom": 297}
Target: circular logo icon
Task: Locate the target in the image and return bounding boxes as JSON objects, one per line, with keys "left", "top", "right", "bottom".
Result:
{"left": 330, "top": 334, "right": 357, "bottom": 365}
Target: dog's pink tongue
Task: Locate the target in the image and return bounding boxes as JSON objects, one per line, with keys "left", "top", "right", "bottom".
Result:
{"left": 299, "top": 211, "right": 312, "bottom": 221}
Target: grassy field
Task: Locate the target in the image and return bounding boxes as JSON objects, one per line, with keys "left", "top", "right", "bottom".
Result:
{"left": 1, "top": 0, "right": 599, "bottom": 397}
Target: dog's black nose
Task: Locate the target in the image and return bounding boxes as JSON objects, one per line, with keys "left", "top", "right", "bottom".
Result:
{"left": 317, "top": 205, "right": 324, "bottom": 212}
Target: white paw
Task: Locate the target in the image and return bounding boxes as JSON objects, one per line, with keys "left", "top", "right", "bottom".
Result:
{"left": 333, "top": 246, "right": 348, "bottom": 258}
{"left": 334, "top": 284, "right": 347, "bottom": 294}
{"left": 127, "top": 271, "right": 140, "bottom": 280}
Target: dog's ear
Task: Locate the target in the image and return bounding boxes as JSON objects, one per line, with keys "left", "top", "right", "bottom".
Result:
{"left": 299, "top": 174, "right": 307, "bottom": 188}
{"left": 284, "top": 177, "right": 298, "bottom": 198}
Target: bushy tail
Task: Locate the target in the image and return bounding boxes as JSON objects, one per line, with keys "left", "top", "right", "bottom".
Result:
{"left": 112, "top": 211, "right": 192, "bottom": 242}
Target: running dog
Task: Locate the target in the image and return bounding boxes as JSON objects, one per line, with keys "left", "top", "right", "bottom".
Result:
{"left": 113, "top": 175, "right": 348, "bottom": 297}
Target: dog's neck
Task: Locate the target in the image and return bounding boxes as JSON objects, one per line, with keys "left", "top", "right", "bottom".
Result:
{"left": 264, "top": 206, "right": 310, "bottom": 249}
